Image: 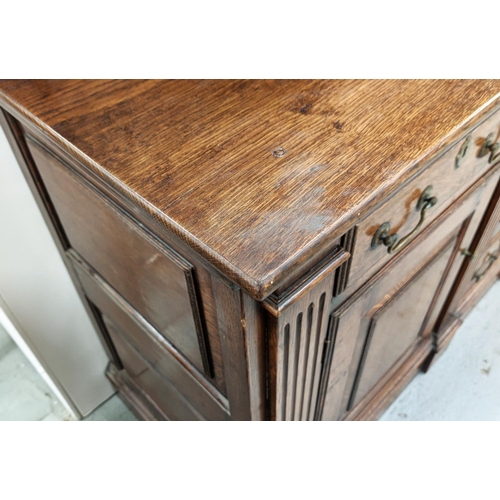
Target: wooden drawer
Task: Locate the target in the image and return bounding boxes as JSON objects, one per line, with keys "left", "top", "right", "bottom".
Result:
{"left": 347, "top": 108, "right": 500, "bottom": 293}
{"left": 25, "top": 137, "right": 210, "bottom": 375}
{"left": 69, "top": 250, "right": 230, "bottom": 420}
{"left": 317, "top": 165, "right": 500, "bottom": 420}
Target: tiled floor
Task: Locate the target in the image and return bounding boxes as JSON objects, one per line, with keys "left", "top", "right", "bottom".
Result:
{"left": 0, "top": 325, "right": 72, "bottom": 420}
{"left": 84, "top": 394, "right": 137, "bottom": 421}
{"left": 1, "top": 281, "right": 499, "bottom": 421}
{"left": 0, "top": 324, "right": 136, "bottom": 421}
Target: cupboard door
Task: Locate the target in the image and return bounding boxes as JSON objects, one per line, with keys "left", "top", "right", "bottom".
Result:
{"left": 316, "top": 166, "right": 500, "bottom": 421}
{"left": 350, "top": 241, "right": 453, "bottom": 407}
{"left": 437, "top": 175, "right": 500, "bottom": 335}
{"left": 318, "top": 235, "right": 455, "bottom": 421}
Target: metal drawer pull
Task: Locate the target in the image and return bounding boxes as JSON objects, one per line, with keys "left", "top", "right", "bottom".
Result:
{"left": 478, "top": 133, "right": 500, "bottom": 164}
{"left": 455, "top": 135, "right": 472, "bottom": 169}
{"left": 472, "top": 252, "right": 498, "bottom": 282}
{"left": 371, "top": 186, "right": 438, "bottom": 254}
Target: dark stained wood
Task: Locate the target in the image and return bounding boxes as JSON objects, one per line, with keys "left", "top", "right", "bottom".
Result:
{"left": 350, "top": 240, "right": 455, "bottom": 408}
{"left": 104, "top": 316, "right": 208, "bottom": 421}
{"left": 453, "top": 235, "right": 500, "bottom": 322}
{"left": 0, "top": 109, "right": 123, "bottom": 369}
{"left": 422, "top": 318, "right": 463, "bottom": 373}
{"left": 106, "top": 363, "right": 166, "bottom": 421}
{"left": 441, "top": 174, "right": 500, "bottom": 326}
{"left": 2, "top": 80, "right": 500, "bottom": 299}
{"left": 425, "top": 175, "right": 500, "bottom": 348}
{"left": 3, "top": 81, "right": 500, "bottom": 421}
{"left": 26, "top": 137, "right": 211, "bottom": 375}
{"left": 3, "top": 111, "right": 229, "bottom": 394}
{"left": 344, "top": 340, "right": 433, "bottom": 421}
{"left": 348, "top": 109, "right": 500, "bottom": 294}
{"left": 333, "top": 226, "right": 358, "bottom": 296}
{"left": 263, "top": 247, "right": 349, "bottom": 316}
{"left": 69, "top": 250, "right": 230, "bottom": 420}
{"left": 317, "top": 165, "right": 500, "bottom": 420}
{"left": 267, "top": 263, "right": 336, "bottom": 421}
{"left": 212, "top": 279, "right": 266, "bottom": 420}
{"left": 241, "top": 292, "right": 267, "bottom": 420}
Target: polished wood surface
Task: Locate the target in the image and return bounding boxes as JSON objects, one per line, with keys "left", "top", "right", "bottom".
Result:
{"left": 348, "top": 107, "right": 500, "bottom": 293}
{"left": 318, "top": 165, "right": 500, "bottom": 420}
{"left": 105, "top": 317, "right": 211, "bottom": 420}
{"left": 3, "top": 81, "right": 500, "bottom": 421}
{"left": 69, "top": 250, "right": 230, "bottom": 420}
{"left": 2, "top": 80, "right": 500, "bottom": 299}
{"left": 27, "top": 137, "right": 211, "bottom": 374}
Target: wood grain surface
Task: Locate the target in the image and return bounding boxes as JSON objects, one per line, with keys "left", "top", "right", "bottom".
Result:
{"left": 2, "top": 80, "right": 500, "bottom": 299}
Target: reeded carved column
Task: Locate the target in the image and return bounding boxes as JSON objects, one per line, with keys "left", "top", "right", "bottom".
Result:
{"left": 263, "top": 249, "right": 349, "bottom": 421}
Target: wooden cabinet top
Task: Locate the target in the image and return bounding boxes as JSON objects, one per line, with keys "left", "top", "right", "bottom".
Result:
{"left": 2, "top": 80, "right": 500, "bottom": 299}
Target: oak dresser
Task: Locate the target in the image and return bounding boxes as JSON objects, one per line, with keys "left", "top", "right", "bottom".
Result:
{"left": 1, "top": 80, "right": 500, "bottom": 421}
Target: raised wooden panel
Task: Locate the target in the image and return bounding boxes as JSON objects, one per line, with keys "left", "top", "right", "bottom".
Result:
{"left": 104, "top": 316, "right": 208, "bottom": 421}
{"left": 433, "top": 172, "right": 500, "bottom": 340}
{"left": 317, "top": 166, "right": 500, "bottom": 420}
{"left": 69, "top": 251, "right": 230, "bottom": 421}
{"left": 319, "top": 237, "right": 457, "bottom": 421}
{"left": 350, "top": 241, "right": 454, "bottom": 407}
{"left": 26, "top": 137, "right": 211, "bottom": 375}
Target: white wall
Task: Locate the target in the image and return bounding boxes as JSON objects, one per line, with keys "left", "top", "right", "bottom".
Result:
{"left": 0, "top": 123, "right": 114, "bottom": 418}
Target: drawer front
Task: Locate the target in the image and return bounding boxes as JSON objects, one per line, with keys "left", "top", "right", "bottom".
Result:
{"left": 317, "top": 167, "right": 500, "bottom": 420}
{"left": 26, "top": 138, "right": 210, "bottom": 374}
{"left": 348, "top": 108, "right": 500, "bottom": 293}
{"left": 69, "top": 251, "right": 230, "bottom": 421}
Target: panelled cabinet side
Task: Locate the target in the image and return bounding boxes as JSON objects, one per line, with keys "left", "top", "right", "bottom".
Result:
{"left": 0, "top": 109, "right": 122, "bottom": 368}
{"left": 1, "top": 107, "right": 267, "bottom": 421}
{"left": 3, "top": 82, "right": 500, "bottom": 422}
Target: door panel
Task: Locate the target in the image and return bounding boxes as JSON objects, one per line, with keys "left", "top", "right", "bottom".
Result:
{"left": 316, "top": 166, "right": 500, "bottom": 420}
{"left": 350, "top": 241, "right": 453, "bottom": 407}
{"left": 26, "top": 138, "right": 211, "bottom": 375}
{"left": 441, "top": 175, "right": 500, "bottom": 328}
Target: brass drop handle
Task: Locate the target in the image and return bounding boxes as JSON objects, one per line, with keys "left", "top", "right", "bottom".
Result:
{"left": 371, "top": 186, "right": 438, "bottom": 255}
{"left": 455, "top": 135, "right": 472, "bottom": 169}
{"left": 478, "top": 133, "right": 500, "bottom": 164}
{"left": 472, "top": 252, "right": 498, "bottom": 282}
